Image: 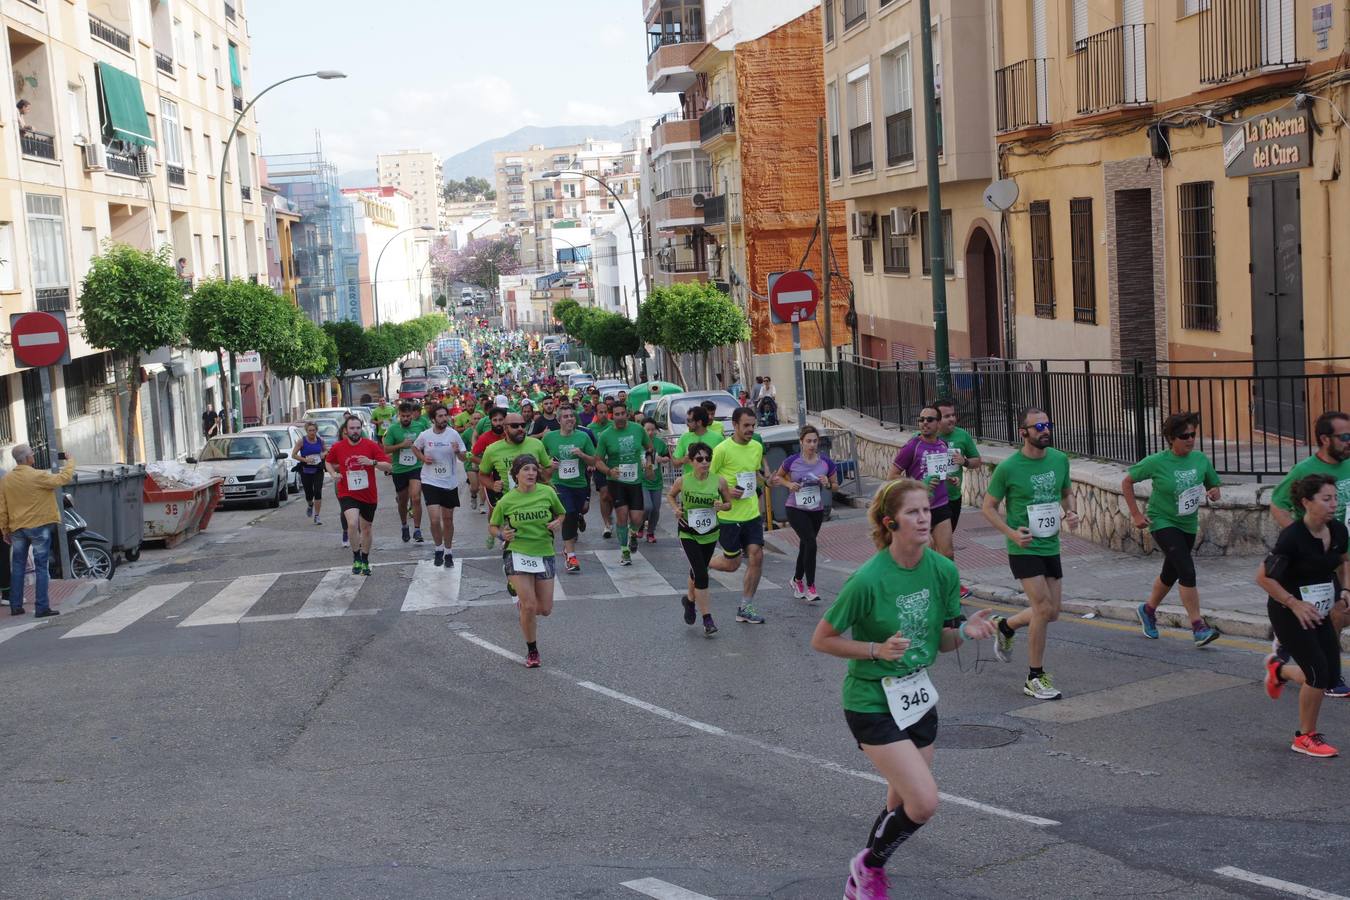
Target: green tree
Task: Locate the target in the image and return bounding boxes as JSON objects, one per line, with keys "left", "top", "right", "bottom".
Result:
{"left": 187, "top": 281, "right": 296, "bottom": 428}
{"left": 322, "top": 320, "right": 367, "bottom": 376}
{"left": 662, "top": 284, "right": 749, "bottom": 389}
{"left": 586, "top": 312, "right": 640, "bottom": 377}
{"left": 78, "top": 243, "right": 187, "bottom": 462}
{"left": 552, "top": 298, "right": 580, "bottom": 326}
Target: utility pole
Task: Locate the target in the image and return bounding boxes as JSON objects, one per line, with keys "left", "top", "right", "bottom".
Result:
{"left": 818, "top": 117, "right": 833, "bottom": 365}
{"left": 919, "top": 0, "right": 951, "bottom": 397}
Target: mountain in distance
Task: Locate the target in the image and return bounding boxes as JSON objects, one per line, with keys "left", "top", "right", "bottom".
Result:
{"left": 338, "top": 122, "right": 639, "bottom": 188}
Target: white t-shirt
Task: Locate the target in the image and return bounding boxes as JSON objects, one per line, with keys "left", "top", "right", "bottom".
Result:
{"left": 413, "top": 427, "right": 466, "bottom": 489}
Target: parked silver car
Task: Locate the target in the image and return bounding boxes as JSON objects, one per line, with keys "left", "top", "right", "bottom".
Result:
{"left": 240, "top": 424, "right": 305, "bottom": 495}
{"left": 186, "top": 434, "right": 290, "bottom": 507}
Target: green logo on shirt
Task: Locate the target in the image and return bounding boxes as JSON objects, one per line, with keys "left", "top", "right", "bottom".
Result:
{"left": 1030, "top": 471, "right": 1058, "bottom": 502}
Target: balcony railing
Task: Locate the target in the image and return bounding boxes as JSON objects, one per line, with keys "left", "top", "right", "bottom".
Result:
{"left": 167, "top": 164, "right": 186, "bottom": 186}
{"left": 699, "top": 103, "right": 736, "bottom": 143}
{"left": 1199, "top": 0, "right": 1302, "bottom": 85}
{"left": 89, "top": 14, "right": 131, "bottom": 53}
{"left": 656, "top": 257, "right": 706, "bottom": 274}
{"left": 647, "top": 29, "right": 705, "bottom": 59}
{"left": 240, "top": 185, "right": 252, "bottom": 201}
{"left": 849, "top": 123, "right": 873, "bottom": 174}
{"left": 1076, "top": 24, "right": 1152, "bottom": 115}
{"left": 701, "top": 192, "right": 741, "bottom": 226}
{"left": 105, "top": 146, "right": 138, "bottom": 177}
{"left": 155, "top": 50, "right": 174, "bottom": 74}
{"left": 224, "top": 1, "right": 236, "bottom": 21}
{"left": 884, "top": 110, "right": 913, "bottom": 166}
{"left": 654, "top": 184, "right": 712, "bottom": 202}
{"left": 20, "top": 130, "right": 56, "bottom": 160}
{"left": 35, "top": 287, "right": 70, "bottom": 311}
{"left": 232, "top": 93, "right": 244, "bottom": 112}
{"left": 995, "top": 58, "right": 1050, "bottom": 132}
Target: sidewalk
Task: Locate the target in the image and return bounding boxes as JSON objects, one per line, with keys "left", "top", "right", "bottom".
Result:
{"left": 765, "top": 505, "right": 1348, "bottom": 649}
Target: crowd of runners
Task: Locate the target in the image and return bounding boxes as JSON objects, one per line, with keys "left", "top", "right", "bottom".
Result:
{"left": 277, "top": 329, "right": 1349, "bottom": 899}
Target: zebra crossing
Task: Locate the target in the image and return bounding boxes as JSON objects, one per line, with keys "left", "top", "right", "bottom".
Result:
{"left": 0, "top": 548, "right": 780, "bottom": 646}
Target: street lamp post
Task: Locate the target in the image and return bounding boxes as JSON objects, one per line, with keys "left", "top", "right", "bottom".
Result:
{"left": 219, "top": 69, "right": 345, "bottom": 430}
{"left": 372, "top": 224, "right": 436, "bottom": 396}
{"left": 540, "top": 170, "right": 641, "bottom": 313}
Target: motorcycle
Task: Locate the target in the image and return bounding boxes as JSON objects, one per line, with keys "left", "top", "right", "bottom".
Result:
{"left": 46, "top": 495, "right": 116, "bottom": 580}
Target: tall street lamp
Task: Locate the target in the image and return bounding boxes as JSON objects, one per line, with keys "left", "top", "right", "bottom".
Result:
{"left": 541, "top": 170, "right": 641, "bottom": 314}
{"left": 372, "top": 225, "right": 436, "bottom": 396}
{"left": 219, "top": 69, "right": 345, "bottom": 429}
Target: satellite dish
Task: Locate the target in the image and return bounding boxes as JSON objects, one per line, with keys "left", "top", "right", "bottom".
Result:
{"left": 983, "top": 179, "right": 1019, "bottom": 212}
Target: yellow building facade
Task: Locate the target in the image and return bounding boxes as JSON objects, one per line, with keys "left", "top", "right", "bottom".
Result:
{"left": 996, "top": 0, "right": 1348, "bottom": 391}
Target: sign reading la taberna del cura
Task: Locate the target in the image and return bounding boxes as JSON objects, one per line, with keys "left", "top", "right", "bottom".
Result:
{"left": 1221, "top": 107, "right": 1313, "bottom": 177}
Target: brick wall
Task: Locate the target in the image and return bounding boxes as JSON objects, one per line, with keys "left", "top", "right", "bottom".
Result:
{"left": 735, "top": 9, "right": 851, "bottom": 356}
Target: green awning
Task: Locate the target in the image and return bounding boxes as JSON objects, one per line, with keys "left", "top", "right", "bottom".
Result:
{"left": 96, "top": 62, "right": 155, "bottom": 148}
{"left": 228, "top": 44, "right": 241, "bottom": 88}
{"left": 201, "top": 361, "right": 221, "bottom": 377}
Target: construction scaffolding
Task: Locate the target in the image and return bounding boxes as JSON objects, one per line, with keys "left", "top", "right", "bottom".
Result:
{"left": 263, "top": 142, "right": 361, "bottom": 325}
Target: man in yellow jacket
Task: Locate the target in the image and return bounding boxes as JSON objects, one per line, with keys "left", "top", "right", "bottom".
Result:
{"left": 0, "top": 444, "right": 75, "bottom": 617}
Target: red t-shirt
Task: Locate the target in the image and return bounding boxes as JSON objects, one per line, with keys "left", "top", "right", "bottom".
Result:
{"left": 326, "top": 436, "right": 389, "bottom": 504}
{"left": 472, "top": 430, "right": 503, "bottom": 458}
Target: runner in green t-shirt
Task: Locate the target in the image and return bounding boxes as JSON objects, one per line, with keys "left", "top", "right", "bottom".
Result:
{"left": 637, "top": 419, "right": 670, "bottom": 544}
{"left": 370, "top": 399, "right": 396, "bottom": 440}
{"left": 708, "top": 407, "right": 771, "bottom": 625}
{"left": 382, "top": 402, "right": 427, "bottom": 543}
{"left": 459, "top": 409, "right": 484, "bottom": 513}
{"left": 488, "top": 454, "right": 565, "bottom": 670}
{"left": 479, "top": 413, "right": 551, "bottom": 503}
{"left": 541, "top": 405, "right": 597, "bottom": 573}
{"left": 1122, "top": 411, "right": 1222, "bottom": 646}
{"left": 668, "top": 443, "right": 734, "bottom": 636}
{"left": 672, "top": 407, "right": 725, "bottom": 476}
{"left": 810, "top": 477, "right": 997, "bottom": 894}
{"left": 1271, "top": 410, "right": 1350, "bottom": 528}
{"left": 936, "top": 399, "right": 981, "bottom": 596}
{"left": 980, "top": 407, "right": 1078, "bottom": 701}
{"left": 595, "top": 406, "right": 652, "bottom": 565}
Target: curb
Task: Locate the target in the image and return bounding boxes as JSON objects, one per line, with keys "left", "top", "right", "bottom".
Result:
{"left": 965, "top": 583, "right": 1350, "bottom": 652}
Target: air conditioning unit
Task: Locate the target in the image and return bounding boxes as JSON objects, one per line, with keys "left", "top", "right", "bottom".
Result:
{"left": 850, "top": 211, "right": 876, "bottom": 239}
{"left": 691, "top": 192, "right": 706, "bottom": 208}
{"left": 134, "top": 146, "right": 155, "bottom": 177}
{"left": 888, "top": 207, "right": 916, "bottom": 235}
{"left": 82, "top": 142, "right": 107, "bottom": 172}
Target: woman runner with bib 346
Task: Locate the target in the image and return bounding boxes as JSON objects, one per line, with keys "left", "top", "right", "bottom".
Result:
{"left": 1256, "top": 474, "right": 1350, "bottom": 758}
{"left": 489, "top": 454, "right": 565, "bottom": 669}
{"left": 811, "top": 479, "right": 996, "bottom": 899}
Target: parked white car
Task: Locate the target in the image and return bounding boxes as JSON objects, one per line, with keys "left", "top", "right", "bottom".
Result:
{"left": 557, "top": 361, "right": 582, "bottom": 377}
{"left": 240, "top": 424, "right": 305, "bottom": 495}
{"left": 304, "top": 407, "right": 374, "bottom": 438}
{"left": 186, "top": 434, "right": 290, "bottom": 507}
{"left": 650, "top": 391, "right": 740, "bottom": 441}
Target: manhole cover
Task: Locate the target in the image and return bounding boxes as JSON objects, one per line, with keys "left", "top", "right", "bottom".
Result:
{"left": 940, "top": 724, "right": 1022, "bottom": 750}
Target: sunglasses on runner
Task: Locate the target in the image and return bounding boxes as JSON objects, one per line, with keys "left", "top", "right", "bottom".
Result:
{"left": 1178, "top": 431, "right": 1197, "bottom": 440}
{"left": 918, "top": 416, "right": 939, "bottom": 423}
{"left": 691, "top": 455, "right": 711, "bottom": 463}
{"left": 1335, "top": 432, "right": 1350, "bottom": 443}
{"left": 507, "top": 424, "right": 525, "bottom": 430}
{"left": 1024, "top": 422, "right": 1055, "bottom": 432}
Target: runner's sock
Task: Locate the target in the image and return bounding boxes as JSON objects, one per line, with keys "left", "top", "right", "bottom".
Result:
{"left": 998, "top": 618, "right": 1016, "bottom": 639}
{"left": 1191, "top": 618, "right": 1206, "bottom": 631}
{"left": 617, "top": 524, "right": 628, "bottom": 547}
{"left": 1028, "top": 666, "right": 1044, "bottom": 680}
{"left": 352, "top": 551, "right": 361, "bottom": 564}
{"left": 864, "top": 805, "right": 925, "bottom": 868}
{"left": 527, "top": 641, "right": 538, "bottom": 653}
{"left": 863, "top": 807, "right": 889, "bottom": 851}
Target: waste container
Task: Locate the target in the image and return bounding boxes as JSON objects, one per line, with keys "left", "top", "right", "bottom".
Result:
{"left": 142, "top": 472, "right": 224, "bottom": 548}
{"left": 65, "top": 464, "right": 148, "bottom": 562}
{"left": 758, "top": 425, "right": 836, "bottom": 525}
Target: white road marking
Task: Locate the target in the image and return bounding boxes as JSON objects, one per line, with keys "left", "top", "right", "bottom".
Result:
{"left": 456, "top": 632, "right": 1059, "bottom": 828}
{"left": 62, "top": 582, "right": 191, "bottom": 638}
{"left": 596, "top": 549, "right": 676, "bottom": 596}
{"left": 708, "top": 568, "right": 779, "bottom": 592}
{"left": 402, "top": 559, "right": 462, "bottom": 611}
{"left": 621, "top": 878, "right": 717, "bottom": 900}
{"left": 0, "top": 621, "right": 44, "bottom": 645}
{"left": 293, "top": 568, "right": 364, "bottom": 619}
{"left": 1009, "top": 670, "right": 1250, "bottom": 724}
{"left": 243, "top": 610, "right": 378, "bottom": 623}
{"left": 179, "top": 573, "right": 279, "bottom": 627}
{"left": 1214, "top": 867, "right": 1349, "bottom": 900}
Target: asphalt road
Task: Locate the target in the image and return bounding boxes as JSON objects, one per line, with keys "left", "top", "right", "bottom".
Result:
{"left": 1, "top": 484, "right": 1347, "bottom": 900}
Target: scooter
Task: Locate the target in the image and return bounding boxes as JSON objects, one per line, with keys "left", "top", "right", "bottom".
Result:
{"left": 46, "top": 495, "right": 116, "bottom": 580}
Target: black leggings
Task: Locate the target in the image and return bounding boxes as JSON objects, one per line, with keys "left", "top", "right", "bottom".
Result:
{"left": 1269, "top": 598, "right": 1342, "bottom": 690}
{"left": 1153, "top": 527, "right": 1197, "bottom": 588}
{"left": 787, "top": 506, "right": 825, "bottom": 585}
{"left": 301, "top": 469, "right": 324, "bottom": 503}
{"left": 562, "top": 512, "right": 582, "bottom": 542}
{"left": 681, "top": 537, "right": 717, "bottom": 591}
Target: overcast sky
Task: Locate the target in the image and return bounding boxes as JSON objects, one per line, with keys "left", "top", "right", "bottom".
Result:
{"left": 248, "top": 1, "right": 671, "bottom": 172}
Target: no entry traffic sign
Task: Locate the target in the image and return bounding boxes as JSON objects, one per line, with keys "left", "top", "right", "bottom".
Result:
{"left": 10, "top": 310, "right": 71, "bottom": 369}
{"left": 768, "top": 270, "right": 820, "bottom": 324}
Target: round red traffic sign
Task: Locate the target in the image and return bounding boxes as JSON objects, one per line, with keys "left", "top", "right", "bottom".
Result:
{"left": 10, "top": 311, "right": 70, "bottom": 368}
{"left": 769, "top": 270, "right": 820, "bottom": 324}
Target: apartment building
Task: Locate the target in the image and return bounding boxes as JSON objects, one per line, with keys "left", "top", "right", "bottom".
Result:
{"left": 642, "top": 0, "right": 849, "bottom": 407}
{"left": 994, "top": 1, "right": 1348, "bottom": 433}
{"left": 376, "top": 149, "right": 446, "bottom": 231}
{"left": 1, "top": 0, "right": 266, "bottom": 464}
{"left": 821, "top": 0, "right": 998, "bottom": 365}
{"left": 341, "top": 186, "right": 432, "bottom": 326}
{"left": 522, "top": 140, "right": 638, "bottom": 271}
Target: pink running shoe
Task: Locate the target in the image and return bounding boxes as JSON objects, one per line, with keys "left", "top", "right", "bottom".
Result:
{"left": 848, "top": 850, "right": 889, "bottom": 899}
{"left": 844, "top": 874, "right": 859, "bottom": 899}
{"left": 791, "top": 578, "right": 807, "bottom": 599}
{"left": 806, "top": 584, "right": 821, "bottom": 602}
